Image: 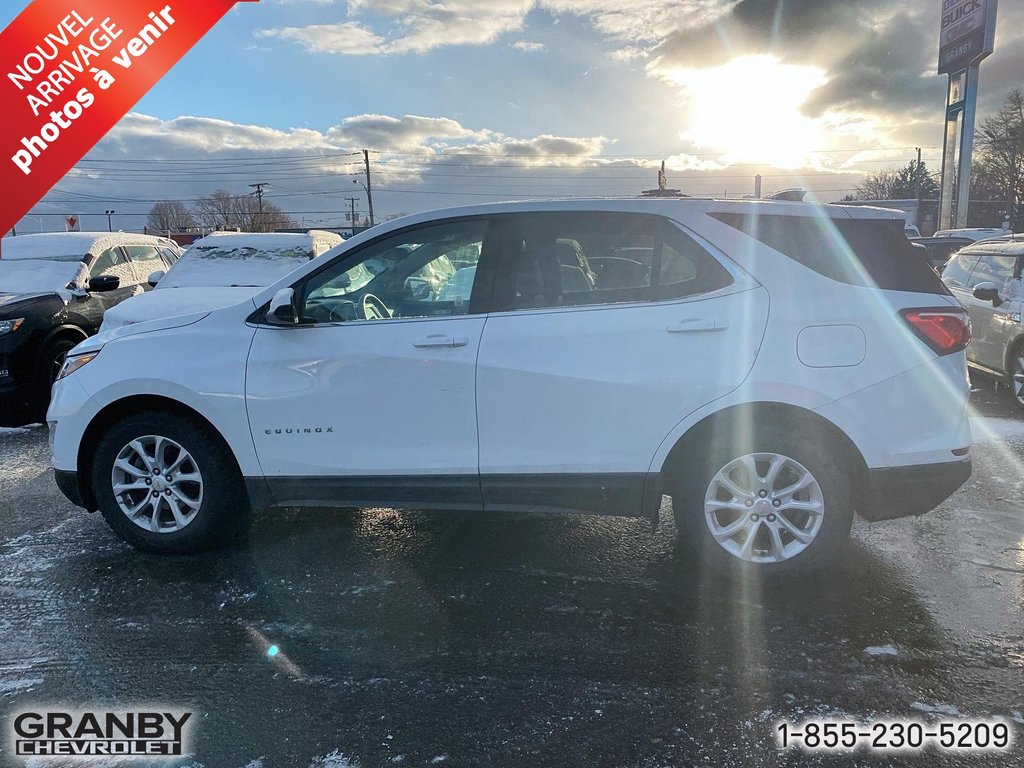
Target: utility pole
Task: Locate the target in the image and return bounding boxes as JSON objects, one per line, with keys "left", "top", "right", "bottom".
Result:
{"left": 915, "top": 147, "right": 924, "bottom": 230}
{"left": 363, "top": 149, "right": 375, "bottom": 227}
{"left": 754, "top": 175, "right": 762, "bottom": 200}
{"left": 345, "top": 196, "right": 359, "bottom": 231}
{"left": 249, "top": 182, "right": 269, "bottom": 220}
{"left": 105, "top": 210, "right": 115, "bottom": 232}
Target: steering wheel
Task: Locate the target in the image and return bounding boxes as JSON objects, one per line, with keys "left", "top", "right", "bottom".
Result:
{"left": 305, "top": 299, "right": 352, "bottom": 324}
{"left": 361, "top": 293, "right": 392, "bottom": 321}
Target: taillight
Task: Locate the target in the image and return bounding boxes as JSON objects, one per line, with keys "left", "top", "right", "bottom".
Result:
{"left": 900, "top": 308, "right": 971, "bottom": 355}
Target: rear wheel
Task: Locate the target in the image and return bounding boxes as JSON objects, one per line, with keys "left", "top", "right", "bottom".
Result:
{"left": 671, "top": 425, "right": 854, "bottom": 578}
{"left": 1008, "top": 344, "right": 1024, "bottom": 410}
{"left": 92, "top": 411, "right": 248, "bottom": 553}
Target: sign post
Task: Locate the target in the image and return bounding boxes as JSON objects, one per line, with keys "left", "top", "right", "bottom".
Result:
{"left": 937, "top": 0, "right": 998, "bottom": 230}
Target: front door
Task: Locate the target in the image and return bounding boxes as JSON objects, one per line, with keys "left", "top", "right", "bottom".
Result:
{"left": 245, "top": 217, "right": 497, "bottom": 510}
{"left": 961, "top": 252, "right": 1017, "bottom": 370}
{"left": 66, "top": 247, "right": 144, "bottom": 332}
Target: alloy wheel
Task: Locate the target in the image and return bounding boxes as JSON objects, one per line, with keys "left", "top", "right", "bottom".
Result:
{"left": 704, "top": 452, "right": 824, "bottom": 564}
{"left": 111, "top": 435, "right": 204, "bottom": 533}
{"left": 1013, "top": 355, "right": 1024, "bottom": 407}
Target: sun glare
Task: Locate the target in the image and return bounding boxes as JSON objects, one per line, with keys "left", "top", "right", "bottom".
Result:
{"left": 664, "top": 55, "right": 830, "bottom": 168}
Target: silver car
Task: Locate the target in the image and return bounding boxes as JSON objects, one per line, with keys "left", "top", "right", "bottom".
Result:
{"left": 942, "top": 240, "right": 1024, "bottom": 407}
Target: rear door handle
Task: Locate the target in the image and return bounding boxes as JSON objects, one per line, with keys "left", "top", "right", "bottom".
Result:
{"left": 667, "top": 319, "right": 728, "bottom": 334}
{"left": 414, "top": 335, "right": 470, "bottom": 349}
{"left": 414, "top": 335, "right": 454, "bottom": 349}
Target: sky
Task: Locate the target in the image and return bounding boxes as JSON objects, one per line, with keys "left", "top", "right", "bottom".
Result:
{"left": 4, "top": 0, "right": 1024, "bottom": 233}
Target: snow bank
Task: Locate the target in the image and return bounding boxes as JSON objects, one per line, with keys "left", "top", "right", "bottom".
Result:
{"left": 0, "top": 259, "right": 87, "bottom": 297}
{"left": 101, "top": 287, "right": 258, "bottom": 331}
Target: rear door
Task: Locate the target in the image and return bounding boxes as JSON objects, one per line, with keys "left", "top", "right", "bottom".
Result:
{"left": 474, "top": 211, "right": 768, "bottom": 515}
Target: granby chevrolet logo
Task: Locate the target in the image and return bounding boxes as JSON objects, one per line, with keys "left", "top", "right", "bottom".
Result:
{"left": 11, "top": 709, "right": 192, "bottom": 758}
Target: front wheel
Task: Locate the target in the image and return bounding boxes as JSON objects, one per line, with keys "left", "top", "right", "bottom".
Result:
{"left": 92, "top": 411, "right": 248, "bottom": 553}
{"left": 33, "top": 338, "right": 77, "bottom": 421}
{"left": 671, "top": 428, "right": 854, "bottom": 578}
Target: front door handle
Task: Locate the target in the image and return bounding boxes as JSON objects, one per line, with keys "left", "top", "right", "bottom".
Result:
{"left": 414, "top": 335, "right": 455, "bottom": 349}
{"left": 667, "top": 319, "right": 728, "bottom": 334}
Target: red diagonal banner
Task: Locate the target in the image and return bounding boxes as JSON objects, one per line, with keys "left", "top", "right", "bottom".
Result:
{"left": 0, "top": 0, "right": 258, "bottom": 244}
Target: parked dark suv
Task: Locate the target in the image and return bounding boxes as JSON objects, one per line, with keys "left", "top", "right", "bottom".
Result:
{"left": 0, "top": 232, "right": 182, "bottom": 426}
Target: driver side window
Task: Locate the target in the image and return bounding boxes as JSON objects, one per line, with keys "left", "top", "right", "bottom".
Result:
{"left": 300, "top": 220, "right": 489, "bottom": 323}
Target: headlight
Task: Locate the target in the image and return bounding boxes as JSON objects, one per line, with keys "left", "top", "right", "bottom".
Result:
{"left": 0, "top": 318, "right": 25, "bottom": 336}
{"left": 56, "top": 351, "right": 99, "bottom": 381}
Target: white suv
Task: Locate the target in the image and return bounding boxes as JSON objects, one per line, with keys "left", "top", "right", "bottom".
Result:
{"left": 48, "top": 200, "right": 973, "bottom": 575}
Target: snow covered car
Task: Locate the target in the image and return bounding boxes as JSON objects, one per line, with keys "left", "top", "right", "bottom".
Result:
{"left": 99, "top": 231, "right": 343, "bottom": 331}
{"left": 0, "top": 232, "right": 182, "bottom": 426}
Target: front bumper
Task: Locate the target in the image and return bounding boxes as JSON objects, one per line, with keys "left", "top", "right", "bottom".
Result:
{"left": 54, "top": 468, "right": 90, "bottom": 509}
{"left": 858, "top": 458, "right": 972, "bottom": 522}
{"left": 0, "top": 381, "right": 40, "bottom": 427}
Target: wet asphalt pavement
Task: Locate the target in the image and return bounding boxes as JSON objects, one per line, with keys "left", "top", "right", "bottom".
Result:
{"left": 1, "top": 386, "right": 1023, "bottom": 768}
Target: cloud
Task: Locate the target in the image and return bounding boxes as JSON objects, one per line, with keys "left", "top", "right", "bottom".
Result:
{"left": 327, "top": 114, "right": 492, "bottom": 151}
{"left": 256, "top": 22, "right": 385, "bottom": 55}
{"left": 261, "top": 0, "right": 534, "bottom": 55}
{"left": 541, "top": 0, "right": 736, "bottom": 43}
{"left": 513, "top": 40, "right": 546, "bottom": 52}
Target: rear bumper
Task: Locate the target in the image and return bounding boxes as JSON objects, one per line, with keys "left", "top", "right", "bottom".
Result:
{"left": 54, "top": 468, "right": 88, "bottom": 509}
{"left": 858, "top": 458, "right": 971, "bottom": 522}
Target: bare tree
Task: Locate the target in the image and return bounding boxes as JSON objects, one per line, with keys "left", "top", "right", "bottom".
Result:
{"left": 231, "top": 193, "right": 297, "bottom": 233}
{"left": 976, "top": 88, "right": 1024, "bottom": 228}
{"left": 146, "top": 200, "right": 194, "bottom": 233}
{"left": 192, "top": 190, "right": 238, "bottom": 231}
{"left": 192, "top": 190, "right": 296, "bottom": 233}
{"left": 855, "top": 160, "right": 940, "bottom": 201}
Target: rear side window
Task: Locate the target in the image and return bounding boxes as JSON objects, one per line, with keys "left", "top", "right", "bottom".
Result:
{"left": 942, "top": 251, "right": 981, "bottom": 288}
{"left": 711, "top": 213, "right": 951, "bottom": 295}
{"left": 501, "top": 212, "right": 733, "bottom": 311}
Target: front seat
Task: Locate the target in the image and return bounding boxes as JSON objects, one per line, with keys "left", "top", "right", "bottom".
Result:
{"left": 516, "top": 245, "right": 563, "bottom": 307}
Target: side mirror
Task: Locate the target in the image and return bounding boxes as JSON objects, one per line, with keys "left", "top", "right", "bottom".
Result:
{"left": 88, "top": 275, "right": 120, "bottom": 293}
{"left": 267, "top": 287, "right": 298, "bottom": 325}
{"left": 148, "top": 270, "right": 166, "bottom": 287}
{"left": 973, "top": 281, "right": 1002, "bottom": 306}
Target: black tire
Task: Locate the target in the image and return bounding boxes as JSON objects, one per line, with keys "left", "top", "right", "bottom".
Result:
{"left": 91, "top": 410, "right": 249, "bottom": 553}
{"left": 670, "top": 422, "right": 854, "bottom": 579}
{"left": 33, "top": 338, "right": 78, "bottom": 421}
{"left": 1005, "top": 342, "right": 1024, "bottom": 411}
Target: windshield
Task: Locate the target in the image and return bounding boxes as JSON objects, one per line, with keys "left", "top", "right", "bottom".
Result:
{"left": 156, "top": 246, "right": 313, "bottom": 289}
{"left": 0, "top": 258, "right": 84, "bottom": 295}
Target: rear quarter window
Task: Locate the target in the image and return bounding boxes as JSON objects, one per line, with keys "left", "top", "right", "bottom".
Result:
{"left": 711, "top": 213, "right": 951, "bottom": 295}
